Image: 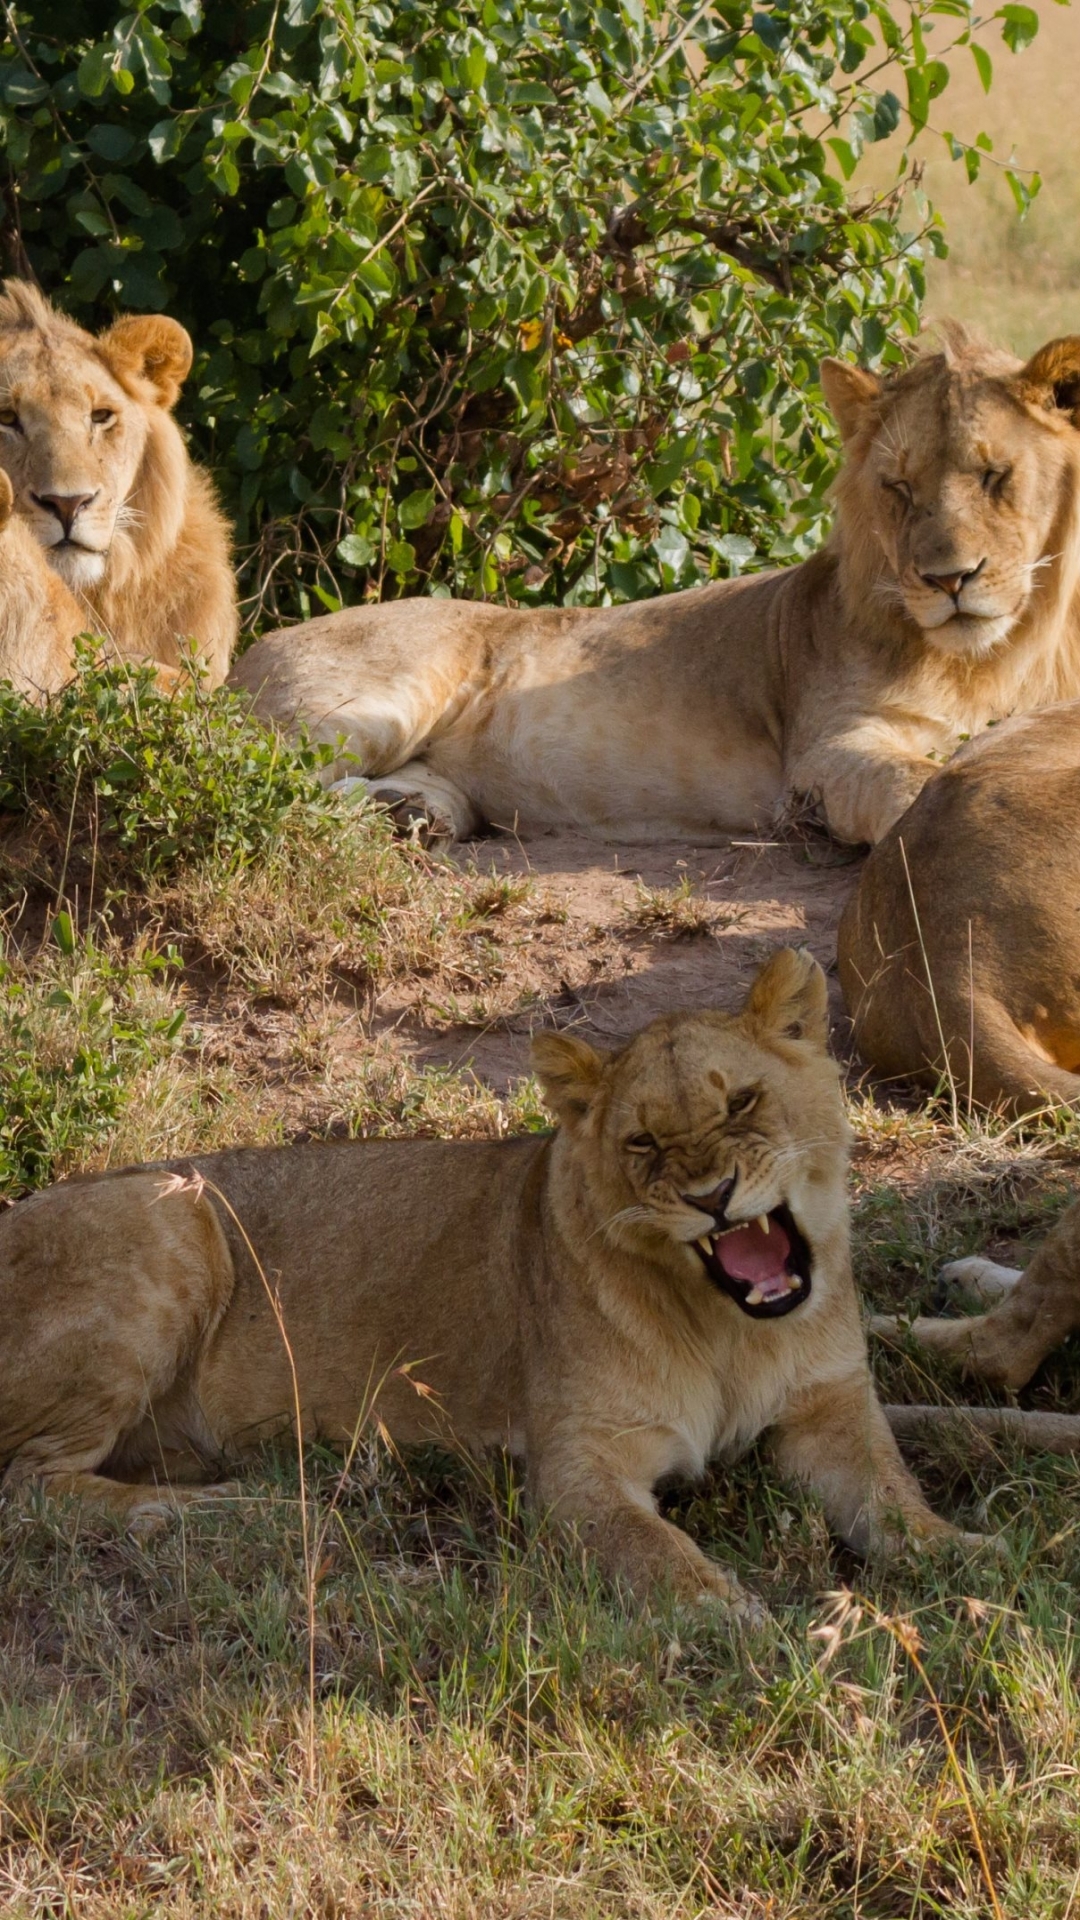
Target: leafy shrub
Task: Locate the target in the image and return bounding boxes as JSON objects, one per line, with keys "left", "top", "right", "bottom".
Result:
{"left": 0, "top": 0, "right": 1040, "bottom": 622}
{"left": 0, "top": 643, "right": 332, "bottom": 892}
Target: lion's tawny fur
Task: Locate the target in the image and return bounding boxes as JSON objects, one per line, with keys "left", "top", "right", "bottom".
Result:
{"left": 0, "top": 468, "right": 87, "bottom": 694}
{"left": 838, "top": 700, "right": 1080, "bottom": 1114}
{"left": 231, "top": 325, "right": 1080, "bottom": 847}
{"left": 0, "top": 952, "right": 963, "bottom": 1617}
{"left": 0, "top": 279, "right": 236, "bottom": 686}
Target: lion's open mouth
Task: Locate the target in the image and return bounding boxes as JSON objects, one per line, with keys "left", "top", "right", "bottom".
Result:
{"left": 692, "top": 1203, "right": 812, "bottom": 1319}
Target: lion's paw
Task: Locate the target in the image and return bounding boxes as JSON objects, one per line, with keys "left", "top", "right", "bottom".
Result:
{"left": 940, "top": 1255, "right": 1023, "bottom": 1309}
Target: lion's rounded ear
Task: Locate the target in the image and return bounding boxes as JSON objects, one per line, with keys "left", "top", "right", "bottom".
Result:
{"left": 820, "top": 357, "right": 882, "bottom": 444}
{"left": 1015, "top": 336, "right": 1080, "bottom": 427}
{"left": 530, "top": 1031, "right": 606, "bottom": 1127}
{"left": 98, "top": 313, "right": 193, "bottom": 410}
{"left": 742, "top": 947, "right": 828, "bottom": 1050}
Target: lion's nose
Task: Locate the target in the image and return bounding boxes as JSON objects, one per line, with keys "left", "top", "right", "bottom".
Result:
{"left": 682, "top": 1176, "right": 736, "bottom": 1222}
{"left": 919, "top": 560, "right": 985, "bottom": 602}
{"left": 32, "top": 490, "right": 99, "bottom": 537}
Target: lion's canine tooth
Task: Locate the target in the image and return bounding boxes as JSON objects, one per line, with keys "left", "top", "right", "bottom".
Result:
{"left": 756, "top": 1214, "right": 770, "bottom": 1236}
{"left": 745, "top": 1285, "right": 764, "bottom": 1306}
{"left": 696, "top": 1236, "right": 713, "bottom": 1254}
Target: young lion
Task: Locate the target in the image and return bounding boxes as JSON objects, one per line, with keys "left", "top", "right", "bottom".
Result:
{"left": 231, "top": 326, "right": 1080, "bottom": 847}
{"left": 0, "top": 279, "right": 236, "bottom": 685}
{"left": 0, "top": 950, "right": 970, "bottom": 1619}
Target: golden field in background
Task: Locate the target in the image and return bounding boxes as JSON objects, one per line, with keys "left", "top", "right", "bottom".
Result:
{"left": 859, "top": 0, "right": 1079, "bottom": 353}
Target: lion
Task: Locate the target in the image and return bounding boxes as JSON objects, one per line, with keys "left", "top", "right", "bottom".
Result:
{"left": 0, "top": 279, "right": 236, "bottom": 686}
{"left": 230, "top": 326, "right": 1080, "bottom": 847}
{"left": 0, "top": 950, "right": 974, "bottom": 1621}
{"left": 838, "top": 700, "right": 1080, "bottom": 1113}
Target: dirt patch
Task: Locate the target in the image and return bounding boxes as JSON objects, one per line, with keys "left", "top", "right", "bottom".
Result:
{"left": 366, "top": 827, "right": 863, "bottom": 1089}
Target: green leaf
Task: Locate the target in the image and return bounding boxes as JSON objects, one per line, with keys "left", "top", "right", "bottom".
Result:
{"left": 336, "top": 532, "right": 376, "bottom": 567}
{"left": 970, "top": 42, "right": 993, "bottom": 91}
{"left": 51, "top": 912, "right": 75, "bottom": 957}
{"left": 998, "top": 4, "right": 1039, "bottom": 52}
{"left": 398, "top": 487, "right": 435, "bottom": 529}
{"left": 147, "top": 117, "right": 184, "bottom": 162}
{"left": 77, "top": 46, "right": 111, "bottom": 98}
{"left": 827, "top": 138, "right": 858, "bottom": 181}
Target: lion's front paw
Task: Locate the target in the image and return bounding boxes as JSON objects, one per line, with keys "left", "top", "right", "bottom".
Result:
{"left": 693, "top": 1565, "right": 772, "bottom": 1633}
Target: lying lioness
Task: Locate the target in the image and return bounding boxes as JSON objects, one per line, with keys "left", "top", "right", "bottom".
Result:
{"left": 0, "top": 951, "right": 967, "bottom": 1620}
{"left": 839, "top": 702, "right": 1080, "bottom": 1113}
{"left": 231, "top": 326, "right": 1080, "bottom": 847}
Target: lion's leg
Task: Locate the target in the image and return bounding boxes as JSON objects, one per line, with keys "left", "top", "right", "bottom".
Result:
{"left": 531, "top": 1435, "right": 768, "bottom": 1625}
{"left": 4, "top": 1450, "right": 232, "bottom": 1527}
{"left": 771, "top": 1370, "right": 979, "bottom": 1555}
{"left": 0, "top": 1171, "right": 236, "bottom": 1521}
{"left": 869, "top": 1199, "right": 1080, "bottom": 1391}
{"left": 334, "top": 758, "right": 481, "bottom": 845}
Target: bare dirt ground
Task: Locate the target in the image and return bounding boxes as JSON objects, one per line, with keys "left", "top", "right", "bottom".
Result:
{"left": 370, "top": 827, "right": 862, "bottom": 1087}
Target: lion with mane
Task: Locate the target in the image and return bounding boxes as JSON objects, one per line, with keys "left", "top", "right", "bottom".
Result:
{"left": 0, "top": 279, "right": 236, "bottom": 688}
{"left": 232, "top": 325, "right": 1080, "bottom": 846}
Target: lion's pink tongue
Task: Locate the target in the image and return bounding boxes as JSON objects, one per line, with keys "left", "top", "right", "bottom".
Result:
{"left": 715, "top": 1217, "right": 790, "bottom": 1289}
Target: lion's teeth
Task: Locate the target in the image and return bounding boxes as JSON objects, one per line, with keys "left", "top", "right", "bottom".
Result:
{"left": 697, "top": 1236, "right": 713, "bottom": 1254}
{"left": 745, "top": 1285, "right": 764, "bottom": 1306}
{"left": 756, "top": 1214, "right": 770, "bottom": 1236}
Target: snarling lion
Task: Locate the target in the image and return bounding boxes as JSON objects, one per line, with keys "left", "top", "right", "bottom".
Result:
{"left": 0, "top": 951, "right": 971, "bottom": 1620}
{"left": 839, "top": 700, "right": 1080, "bottom": 1114}
{"left": 231, "top": 325, "right": 1080, "bottom": 847}
{"left": 0, "top": 279, "right": 236, "bottom": 686}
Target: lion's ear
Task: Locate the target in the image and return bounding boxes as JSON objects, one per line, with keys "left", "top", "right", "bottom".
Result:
{"left": 531, "top": 1031, "right": 606, "bottom": 1127}
{"left": 98, "top": 313, "right": 193, "bottom": 410}
{"left": 742, "top": 947, "right": 828, "bottom": 1050}
{"left": 820, "top": 357, "right": 882, "bottom": 443}
{"left": 1015, "top": 336, "right": 1080, "bottom": 427}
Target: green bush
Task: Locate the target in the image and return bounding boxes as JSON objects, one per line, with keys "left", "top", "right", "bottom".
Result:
{"left": 0, "top": 0, "right": 1040, "bottom": 622}
{"left": 0, "top": 643, "right": 333, "bottom": 887}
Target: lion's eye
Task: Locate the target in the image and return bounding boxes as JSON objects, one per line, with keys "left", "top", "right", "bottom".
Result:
{"left": 90, "top": 407, "right": 116, "bottom": 427}
{"left": 883, "top": 477, "right": 913, "bottom": 507}
{"left": 981, "top": 466, "right": 1009, "bottom": 495}
{"left": 0, "top": 409, "right": 21, "bottom": 432}
{"left": 626, "top": 1132, "right": 659, "bottom": 1153}
{"left": 727, "top": 1087, "right": 759, "bottom": 1116}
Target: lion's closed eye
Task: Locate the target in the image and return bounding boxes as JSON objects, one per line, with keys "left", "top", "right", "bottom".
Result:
{"left": 726, "top": 1087, "right": 760, "bottom": 1117}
